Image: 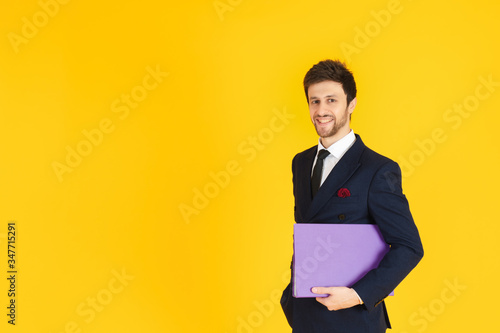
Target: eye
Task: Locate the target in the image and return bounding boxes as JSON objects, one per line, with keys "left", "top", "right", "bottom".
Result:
{"left": 310, "top": 100, "right": 319, "bottom": 104}
{"left": 328, "top": 98, "right": 336, "bottom": 103}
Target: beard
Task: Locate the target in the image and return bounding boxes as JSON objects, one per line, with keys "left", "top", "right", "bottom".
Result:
{"left": 313, "top": 106, "right": 350, "bottom": 139}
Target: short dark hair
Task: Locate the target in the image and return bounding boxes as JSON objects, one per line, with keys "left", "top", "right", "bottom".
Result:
{"left": 303, "top": 59, "right": 357, "bottom": 104}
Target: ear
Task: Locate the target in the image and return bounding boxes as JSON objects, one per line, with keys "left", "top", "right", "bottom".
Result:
{"left": 347, "top": 97, "right": 357, "bottom": 114}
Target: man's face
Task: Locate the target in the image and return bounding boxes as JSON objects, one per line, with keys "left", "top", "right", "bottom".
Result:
{"left": 308, "top": 80, "right": 356, "bottom": 147}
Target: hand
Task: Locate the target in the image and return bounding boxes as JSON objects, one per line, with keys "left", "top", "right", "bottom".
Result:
{"left": 311, "top": 286, "right": 361, "bottom": 311}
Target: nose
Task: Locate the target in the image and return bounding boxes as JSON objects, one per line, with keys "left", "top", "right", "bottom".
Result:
{"left": 318, "top": 102, "right": 331, "bottom": 116}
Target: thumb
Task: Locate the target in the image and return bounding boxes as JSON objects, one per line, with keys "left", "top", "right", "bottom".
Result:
{"left": 311, "top": 287, "right": 329, "bottom": 295}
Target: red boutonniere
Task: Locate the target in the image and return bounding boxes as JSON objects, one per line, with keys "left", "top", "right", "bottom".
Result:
{"left": 337, "top": 188, "right": 351, "bottom": 198}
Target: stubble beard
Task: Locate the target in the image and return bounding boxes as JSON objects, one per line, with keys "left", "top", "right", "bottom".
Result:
{"left": 314, "top": 107, "right": 349, "bottom": 139}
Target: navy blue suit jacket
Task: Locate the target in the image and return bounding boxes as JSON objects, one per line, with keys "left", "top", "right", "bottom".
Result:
{"left": 281, "top": 134, "right": 423, "bottom": 333}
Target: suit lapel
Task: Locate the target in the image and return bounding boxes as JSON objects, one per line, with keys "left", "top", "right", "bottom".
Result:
{"left": 296, "top": 146, "right": 316, "bottom": 218}
{"left": 305, "top": 135, "right": 366, "bottom": 221}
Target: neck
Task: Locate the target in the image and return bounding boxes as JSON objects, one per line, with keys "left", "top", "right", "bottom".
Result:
{"left": 320, "top": 128, "right": 351, "bottom": 148}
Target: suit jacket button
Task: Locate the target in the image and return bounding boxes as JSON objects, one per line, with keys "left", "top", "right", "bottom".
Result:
{"left": 338, "top": 214, "right": 346, "bottom": 220}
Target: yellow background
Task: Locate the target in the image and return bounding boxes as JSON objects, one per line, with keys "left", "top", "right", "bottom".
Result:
{"left": 1, "top": 0, "right": 499, "bottom": 332}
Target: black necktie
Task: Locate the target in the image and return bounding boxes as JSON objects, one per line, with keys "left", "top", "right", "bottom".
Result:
{"left": 311, "top": 149, "right": 330, "bottom": 198}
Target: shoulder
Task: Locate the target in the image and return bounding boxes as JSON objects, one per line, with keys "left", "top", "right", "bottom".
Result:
{"left": 292, "top": 145, "right": 316, "bottom": 163}
{"left": 359, "top": 144, "right": 399, "bottom": 171}
{"left": 291, "top": 145, "right": 316, "bottom": 176}
{"left": 294, "top": 145, "right": 317, "bottom": 157}
{"left": 359, "top": 145, "right": 404, "bottom": 193}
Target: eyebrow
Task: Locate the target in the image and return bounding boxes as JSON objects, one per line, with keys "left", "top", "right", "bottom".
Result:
{"left": 310, "top": 94, "right": 339, "bottom": 100}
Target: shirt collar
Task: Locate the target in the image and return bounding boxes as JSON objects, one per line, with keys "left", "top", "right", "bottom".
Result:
{"left": 317, "top": 130, "right": 356, "bottom": 159}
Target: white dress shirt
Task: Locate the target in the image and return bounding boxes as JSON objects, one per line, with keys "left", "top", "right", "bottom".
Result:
{"left": 311, "top": 130, "right": 363, "bottom": 304}
{"left": 311, "top": 130, "right": 356, "bottom": 186}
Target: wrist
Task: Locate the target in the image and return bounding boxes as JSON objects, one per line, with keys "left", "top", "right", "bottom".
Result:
{"left": 352, "top": 288, "right": 364, "bottom": 305}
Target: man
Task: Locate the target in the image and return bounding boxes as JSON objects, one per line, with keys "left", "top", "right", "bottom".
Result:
{"left": 281, "top": 59, "right": 423, "bottom": 332}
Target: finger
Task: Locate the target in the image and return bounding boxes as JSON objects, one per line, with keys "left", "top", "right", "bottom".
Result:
{"left": 311, "top": 287, "right": 328, "bottom": 294}
{"left": 315, "top": 297, "right": 327, "bottom": 305}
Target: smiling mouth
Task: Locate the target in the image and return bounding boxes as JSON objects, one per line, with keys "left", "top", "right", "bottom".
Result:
{"left": 316, "top": 118, "right": 333, "bottom": 124}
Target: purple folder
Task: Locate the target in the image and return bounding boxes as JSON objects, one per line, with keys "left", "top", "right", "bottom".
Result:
{"left": 293, "top": 223, "right": 392, "bottom": 298}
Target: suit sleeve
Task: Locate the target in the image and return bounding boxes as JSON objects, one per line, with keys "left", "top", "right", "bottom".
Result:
{"left": 291, "top": 154, "right": 299, "bottom": 222}
{"left": 352, "top": 161, "right": 424, "bottom": 311}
